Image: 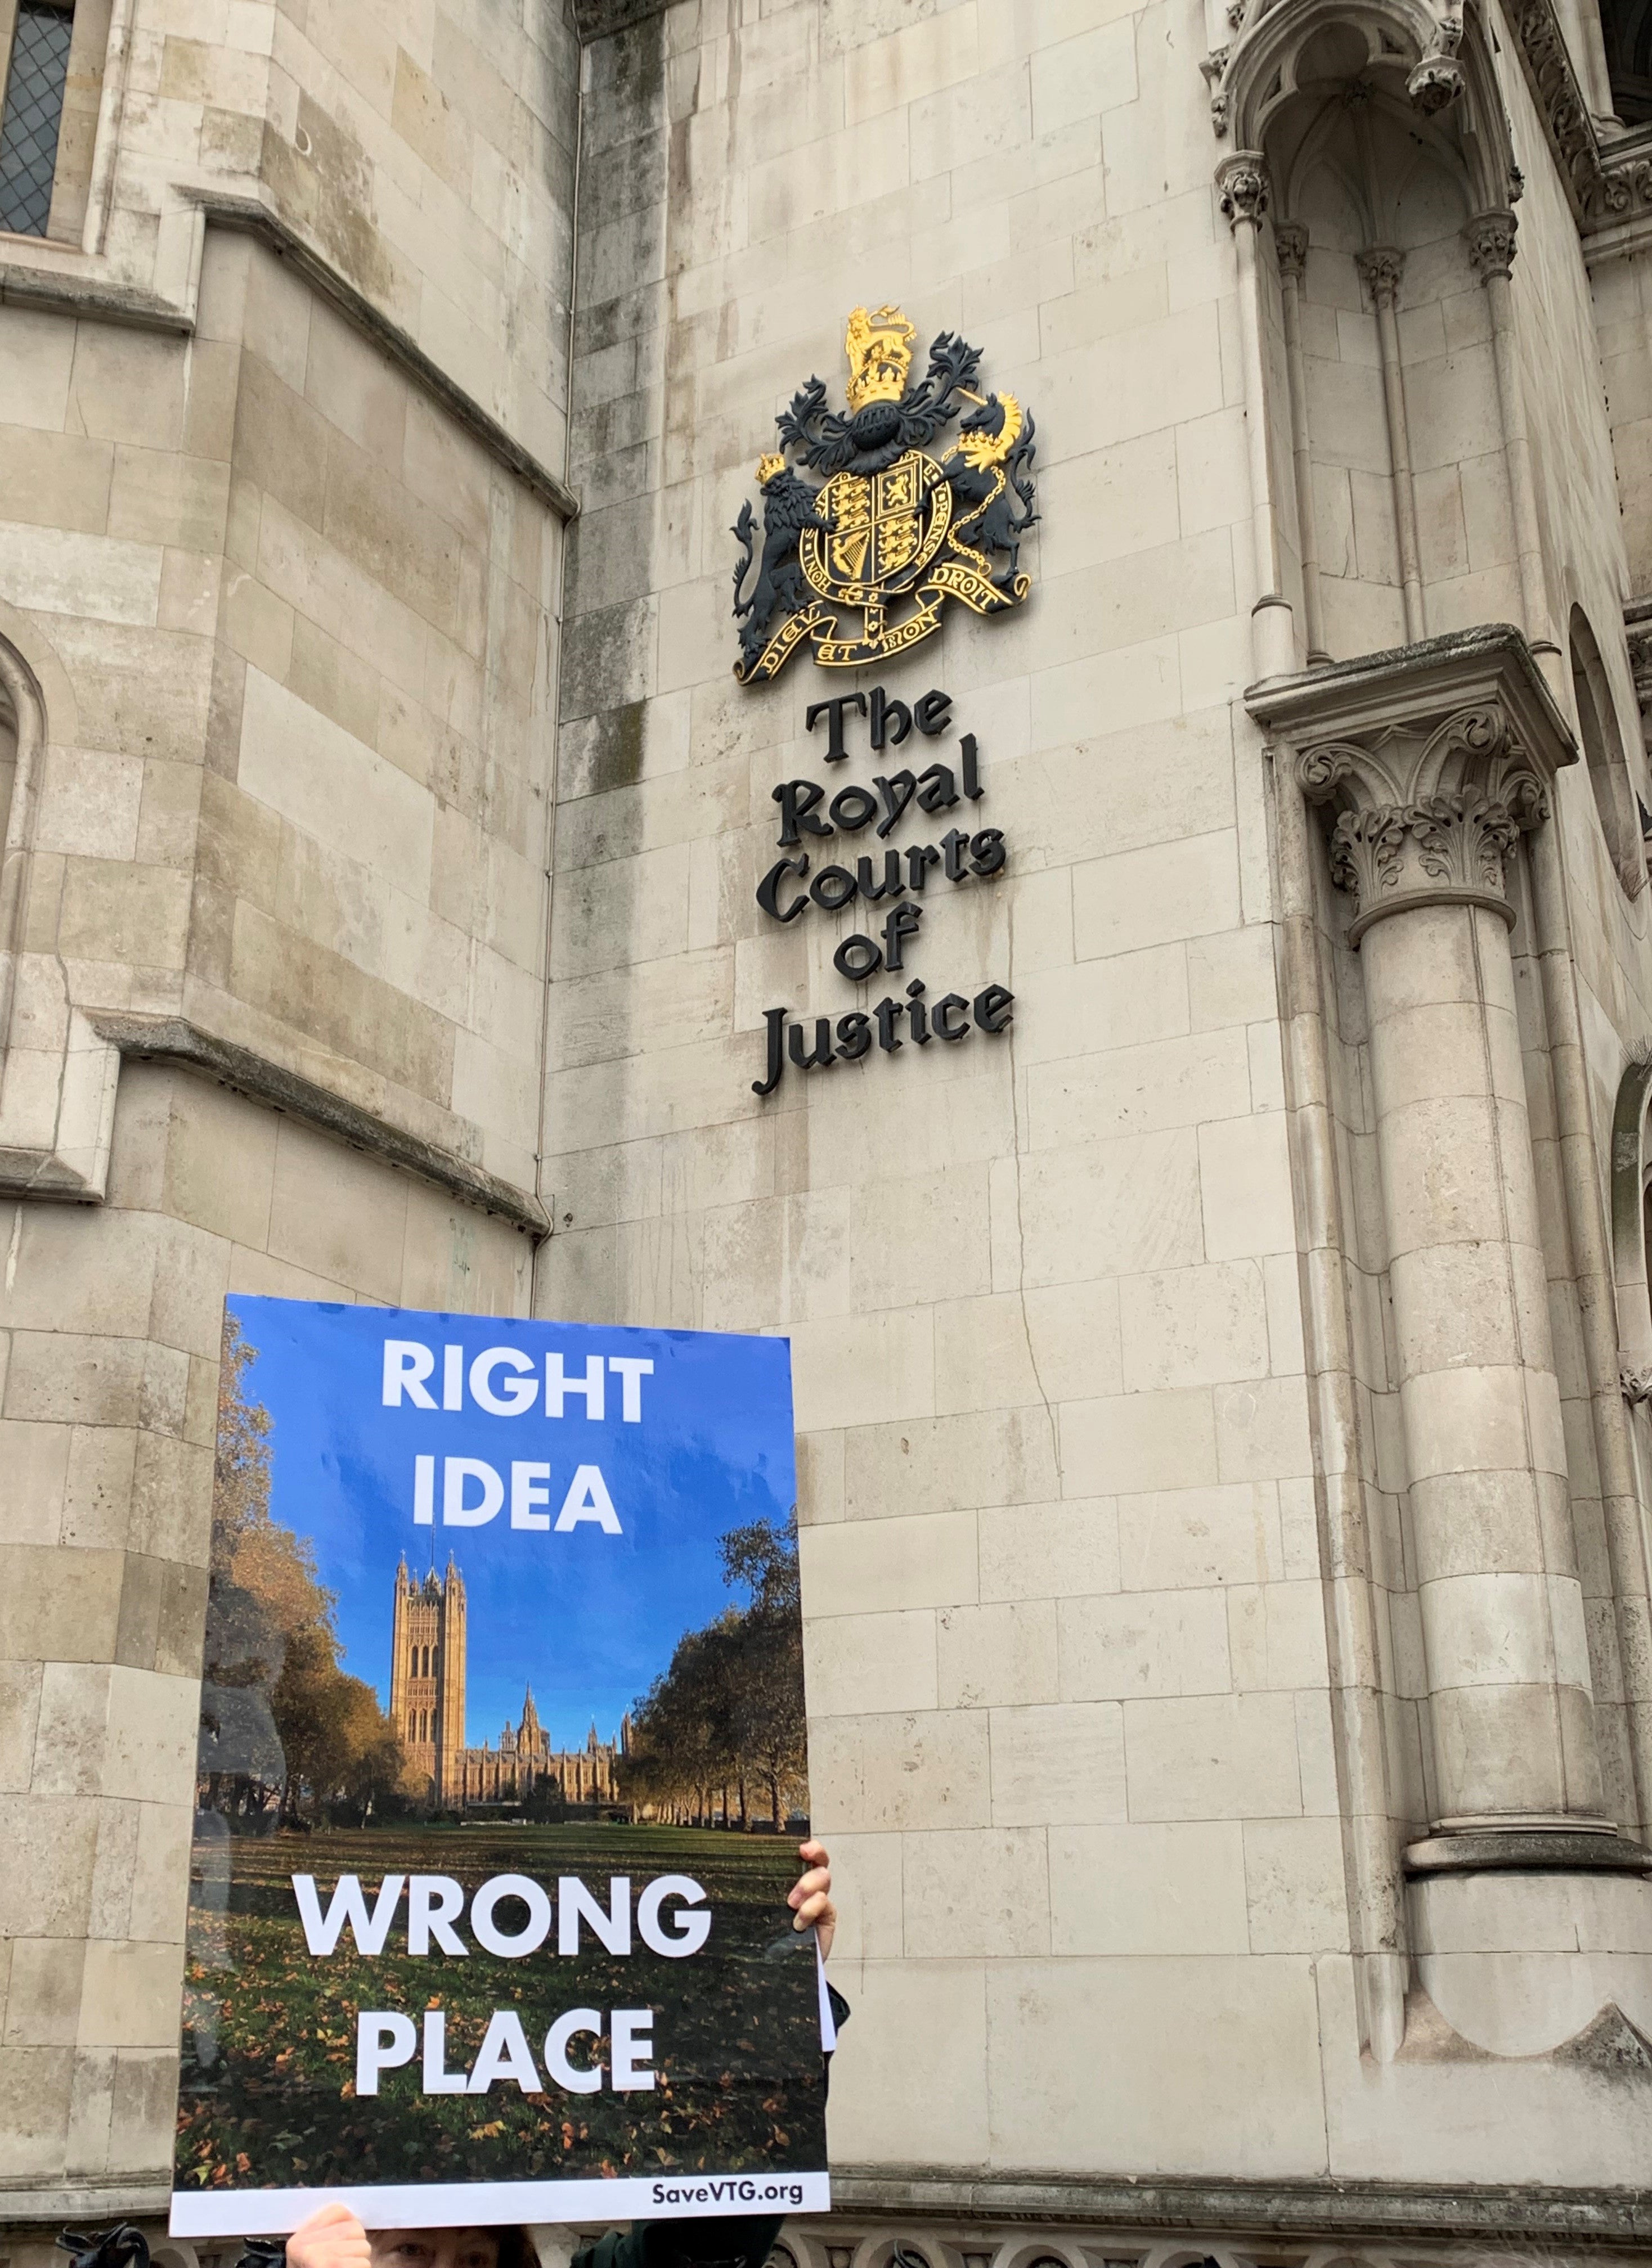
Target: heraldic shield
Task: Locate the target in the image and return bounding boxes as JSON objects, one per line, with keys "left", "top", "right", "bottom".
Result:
{"left": 731, "top": 304, "right": 1039, "bottom": 682}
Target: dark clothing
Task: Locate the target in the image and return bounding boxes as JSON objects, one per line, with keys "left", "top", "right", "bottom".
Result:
{"left": 570, "top": 2215, "right": 785, "bottom": 2268}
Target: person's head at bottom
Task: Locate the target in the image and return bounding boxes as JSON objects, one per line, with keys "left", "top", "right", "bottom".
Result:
{"left": 289, "top": 2208, "right": 535, "bottom": 2268}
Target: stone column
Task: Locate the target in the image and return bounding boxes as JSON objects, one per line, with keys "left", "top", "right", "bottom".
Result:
{"left": 1465, "top": 209, "right": 1554, "bottom": 669}
{"left": 1274, "top": 220, "right": 1330, "bottom": 669}
{"left": 1217, "top": 151, "right": 1295, "bottom": 681}
{"left": 1357, "top": 246, "right": 1426, "bottom": 644}
{"left": 1253, "top": 630, "right": 1648, "bottom": 1868}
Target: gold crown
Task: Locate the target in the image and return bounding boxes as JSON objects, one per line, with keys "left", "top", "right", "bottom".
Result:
{"left": 844, "top": 303, "right": 916, "bottom": 411}
{"left": 756, "top": 451, "right": 787, "bottom": 484}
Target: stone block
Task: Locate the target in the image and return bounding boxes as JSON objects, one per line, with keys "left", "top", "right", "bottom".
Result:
{"left": 903, "top": 1825, "right": 1051, "bottom": 1958}
{"left": 805, "top": 1608, "right": 937, "bottom": 1717}
{"left": 937, "top": 1599, "right": 1058, "bottom": 1708}
{"left": 0, "top": 1544, "right": 123, "bottom": 1663}
{"left": 1123, "top": 1691, "right": 1304, "bottom": 1819}
{"left": 985, "top": 1952, "right": 1325, "bottom": 2171}
{"left": 1013, "top": 1129, "right": 1204, "bottom": 1288}
{"left": 826, "top": 1958, "right": 989, "bottom": 2168}
{"left": 800, "top": 1509, "right": 978, "bottom": 1618}
{"left": 78, "top": 1938, "right": 186, "bottom": 2048}
{"left": 30, "top": 1661, "right": 113, "bottom": 1798}
{"left": 1059, "top": 1388, "right": 1218, "bottom": 1495}
{"left": 102, "top": 1666, "right": 197, "bottom": 1805}
{"left": 0, "top": 520, "right": 162, "bottom": 627}
{"left": 0, "top": 2044, "right": 74, "bottom": 2177}
{"left": 0, "top": 1661, "right": 43, "bottom": 1793}
{"left": 1050, "top": 1819, "right": 1249, "bottom": 1954}
{"left": 1227, "top": 1580, "right": 1331, "bottom": 1691}
{"left": 2, "top": 1936, "right": 86, "bottom": 2047}
{"left": 978, "top": 1497, "right": 1120, "bottom": 1604}
{"left": 0, "top": 1422, "right": 70, "bottom": 1546}
{"left": 1117, "top": 1481, "right": 1284, "bottom": 1591}
{"left": 0, "top": 1794, "right": 99, "bottom": 1936}
{"left": 813, "top": 1707, "right": 991, "bottom": 1833}
{"left": 841, "top": 1407, "right": 1058, "bottom": 1519}
{"left": 1242, "top": 1815, "right": 1351, "bottom": 1953}
{"left": 1029, "top": 1024, "right": 1253, "bottom": 1153}
{"left": 1120, "top": 1259, "right": 1271, "bottom": 1390}
{"left": 0, "top": 308, "right": 76, "bottom": 432}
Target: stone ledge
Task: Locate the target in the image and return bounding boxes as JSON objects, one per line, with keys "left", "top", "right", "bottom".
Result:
{"left": 0, "top": 203, "right": 580, "bottom": 523}
{"left": 0, "top": 263, "right": 193, "bottom": 331}
{"left": 0, "top": 2182, "right": 170, "bottom": 2230}
{"left": 188, "top": 195, "right": 579, "bottom": 523}
{"left": 1406, "top": 1827, "right": 1652, "bottom": 1875}
{"left": 87, "top": 1011, "right": 551, "bottom": 1238}
{"left": 3, "top": 2174, "right": 1650, "bottom": 2246}
{"left": 827, "top": 2170, "right": 1652, "bottom": 2244}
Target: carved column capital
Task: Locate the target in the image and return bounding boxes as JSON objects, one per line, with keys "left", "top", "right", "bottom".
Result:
{"left": 1466, "top": 206, "right": 1519, "bottom": 279}
{"left": 1249, "top": 627, "right": 1577, "bottom": 948}
{"left": 1274, "top": 220, "right": 1309, "bottom": 280}
{"left": 1217, "top": 150, "right": 1270, "bottom": 226}
{"left": 1356, "top": 245, "right": 1406, "bottom": 307}
{"left": 1296, "top": 704, "right": 1550, "bottom": 942}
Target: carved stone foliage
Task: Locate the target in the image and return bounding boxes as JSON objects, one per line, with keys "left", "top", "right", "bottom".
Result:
{"left": 1355, "top": 246, "right": 1406, "bottom": 305}
{"left": 1299, "top": 704, "right": 1548, "bottom": 939}
{"left": 1249, "top": 630, "right": 1577, "bottom": 950}
{"left": 1511, "top": 0, "right": 1652, "bottom": 232}
{"left": 1465, "top": 207, "right": 1518, "bottom": 278}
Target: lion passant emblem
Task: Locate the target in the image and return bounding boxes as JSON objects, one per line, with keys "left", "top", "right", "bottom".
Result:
{"left": 731, "top": 303, "right": 1039, "bottom": 682}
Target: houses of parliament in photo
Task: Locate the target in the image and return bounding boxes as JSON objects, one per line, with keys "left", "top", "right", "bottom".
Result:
{"left": 388, "top": 1556, "right": 626, "bottom": 1814}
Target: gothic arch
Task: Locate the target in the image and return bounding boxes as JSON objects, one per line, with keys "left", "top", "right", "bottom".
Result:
{"left": 1217, "top": 0, "right": 1519, "bottom": 211}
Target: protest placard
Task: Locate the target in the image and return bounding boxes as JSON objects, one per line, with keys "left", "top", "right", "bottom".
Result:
{"left": 172, "top": 1297, "right": 825, "bottom": 2236}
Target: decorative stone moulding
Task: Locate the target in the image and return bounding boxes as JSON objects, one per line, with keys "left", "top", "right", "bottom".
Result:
{"left": 1202, "top": 0, "right": 1514, "bottom": 212}
{"left": 1507, "top": 0, "right": 1652, "bottom": 240}
{"left": 1247, "top": 624, "right": 1574, "bottom": 946}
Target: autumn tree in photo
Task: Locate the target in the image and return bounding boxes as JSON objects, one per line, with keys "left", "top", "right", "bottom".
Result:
{"left": 200, "top": 1314, "right": 414, "bottom": 1826}
{"left": 622, "top": 1514, "right": 807, "bottom": 1829}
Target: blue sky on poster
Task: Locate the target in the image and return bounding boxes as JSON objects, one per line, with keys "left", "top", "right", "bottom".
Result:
{"left": 228, "top": 1297, "right": 797, "bottom": 1751}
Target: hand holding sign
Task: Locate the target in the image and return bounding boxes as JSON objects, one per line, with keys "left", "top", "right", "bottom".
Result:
{"left": 287, "top": 2204, "right": 374, "bottom": 2268}
{"left": 788, "top": 1840, "right": 834, "bottom": 1959}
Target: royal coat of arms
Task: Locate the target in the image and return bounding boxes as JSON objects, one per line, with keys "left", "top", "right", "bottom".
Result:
{"left": 731, "top": 304, "right": 1039, "bottom": 682}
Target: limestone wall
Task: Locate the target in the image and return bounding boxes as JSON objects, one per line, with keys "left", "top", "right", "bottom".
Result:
{"left": 545, "top": 0, "right": 1652, "bottom": 2208}
{"left": 4, "top": 0, "right": 1652, "bottom": 2242}
{"left": 0, "top": 0, "right": 574, "bottom": 2206}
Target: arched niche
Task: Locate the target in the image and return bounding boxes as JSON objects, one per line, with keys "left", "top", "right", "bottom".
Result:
{"left": 1570, "top": 601, "right": 1646, "bottom": 900}
{"left": 1215, "top": 0, "right": 1524, "bottom": 664}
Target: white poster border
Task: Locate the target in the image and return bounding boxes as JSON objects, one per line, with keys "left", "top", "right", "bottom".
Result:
{"left": 171, "top": 2171, "right": 831, "bottom": 2238}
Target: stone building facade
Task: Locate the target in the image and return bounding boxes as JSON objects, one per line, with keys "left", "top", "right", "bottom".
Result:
{"left": 5, "top": 0, "right": 1652, "bottom": 2265}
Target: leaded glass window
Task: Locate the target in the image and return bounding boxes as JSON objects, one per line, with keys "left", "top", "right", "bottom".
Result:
{"left": 0, "top": 2, "right": 74, "bottom": 238}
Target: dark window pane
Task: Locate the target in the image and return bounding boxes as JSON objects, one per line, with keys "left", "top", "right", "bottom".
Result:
{"left": 1601, "top": 0, "right": 1652, "bottom": 127}
{"left": 0, "top": 4, "right": 74, "bottom": 238}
